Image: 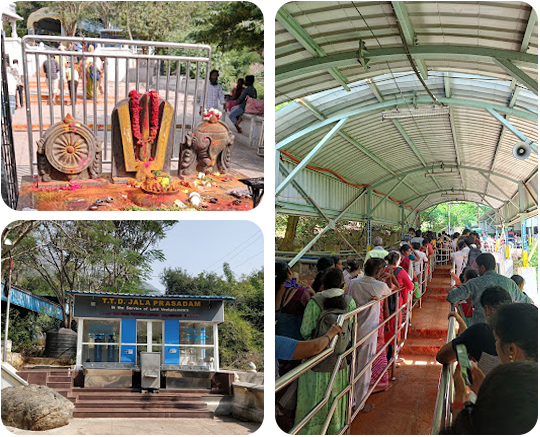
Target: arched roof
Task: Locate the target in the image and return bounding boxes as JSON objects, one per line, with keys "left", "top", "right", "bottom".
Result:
{"left": 27, "top": 8, "right": 61, "bottom": 30}
{"left": 275, "top": 1, "right": 538, "bottom": 217}
{"left": 276, "top": 1, "right": 538, "bottom": 102}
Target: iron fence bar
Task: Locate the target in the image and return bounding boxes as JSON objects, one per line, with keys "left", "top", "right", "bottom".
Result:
{"left": 70, "top": 55, "right": 76, "bottom": 117}
{"left": 165, "top": 60, "right": 171, "bottom": 102}
{"left": 1, "top": 32, "right": 19, "bottom": 207}
{"left": 82, "top": 54, "right": 87, "bottom": 125}
{"left": 180, "top": 61, "right": 190, "bottom": 145}
{"left": 103, "top": 58, "right": 109, "bottom": 161}
{"left": 24, "top": 50, "right": 211, "bottom": 64}
{"left": 136, "top": 58, "right": 140, "bottom": 91}
{"left": 35, "top": 53, "right": 44, "bottom": 140}
{"left": 201, "top": 58, "right": 211, "bottom": 114}
{"left": 22, "top": 35, "right": 211, "bottom": 54}
{"left": 46, "top": 54, "right": 54, "bottom": 126}
{"left": 347, "top": 312, "right": 357, "bottom": 434}
{"left": 59, "top": 54, "right": 65, "bottom": 120}
{"left": 146, "top": 57, "right": 150, "bottom": 92}
{"left": 22, "top": 44, "right": 34, "bottom": 177}
{"left": 170, "top": 60, "right": 183, "bottom": 165}
{"left": 92, "top": 55, "right": 98, "bottom": 138}
{"left": 191, "top": 62, "right": 201, "bottom": 130}
{"left": 114, "top": 57, "right": 119, "bottom": 106}
{"left": 125, "top": 58, "right": 129, "bottom": 99}
{"left": 430, "top": 306, "right": 457, "bottom": 434}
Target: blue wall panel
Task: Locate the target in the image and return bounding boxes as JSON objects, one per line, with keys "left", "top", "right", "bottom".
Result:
{"left": 164, "top": 320, "right": 179, "bottom": 364}
{"left": 120, "top": 319, "right": 137, "bottom": 363}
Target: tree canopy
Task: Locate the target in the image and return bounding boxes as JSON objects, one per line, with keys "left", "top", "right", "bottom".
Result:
{"left": 419, "top": 202, "right": 490, "bottom": 233}
{"left": 189, "top": 2, "right": 264, "bottom": 56}
{"left": 5, "top": 220, "right": 176, "bottom": 327}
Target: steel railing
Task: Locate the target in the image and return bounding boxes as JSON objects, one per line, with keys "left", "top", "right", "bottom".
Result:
{"left": 435, "top": 245, "right": 453, "bottom": 265}
{"left": 21, "top": 35, "right": 212, "bottom": 176}
{"left": 430, "top": 305, "right": 457, "bottom": 434}
{"left": 412, "top": 253, "right": 435, "bottom": 309}
{"left": 275, "top": 285, "right": 412, "bottom": 435}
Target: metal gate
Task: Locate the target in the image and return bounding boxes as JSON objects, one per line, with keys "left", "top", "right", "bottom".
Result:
{"left": 21, "top": 35, "right": 211, "bottom": 177}
{"left": 1, "top": 33, "right": 19, "bottom": 209}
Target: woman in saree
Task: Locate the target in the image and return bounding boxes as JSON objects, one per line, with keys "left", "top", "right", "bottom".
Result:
{"left": 84, "top": 45, "right": 100, "bottom": 99}
{"left": 295, "top": 268, "right": 356, "bottom": 435}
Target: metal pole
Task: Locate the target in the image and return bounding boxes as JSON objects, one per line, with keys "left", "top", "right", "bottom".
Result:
{"left": 447, "top": 202, "right": 451, "bottom": 234}
{"left": 2, "top": 257, "right": 13, "bottom": 362}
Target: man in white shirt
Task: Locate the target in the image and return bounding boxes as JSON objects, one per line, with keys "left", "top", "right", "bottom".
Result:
{"left": 10, "top": 60, "right": 24, "bottom": 109}
{"left": 346, "top": 258, "right": 393, "bottom": 413}
{"left": 205, "top": 69, "right": 225, "bottom": 111}
{"left": 410, "top": 230, "right": 424, "bottom": 246}
{"left": 412, "top": 242, "right": 428, "bottom": 277}
{"left": 450, "top": 240, "right": 470, "bottom": 276}
{"left": 365, "top": 236, "right": 388, "bottom": 261}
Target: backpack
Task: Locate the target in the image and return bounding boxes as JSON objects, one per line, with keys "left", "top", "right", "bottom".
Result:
{"left": 88, "top": 63, "right": 100, "bottom": 81}
{"left": 275, "top": 287, "right": 304, "bottom": 341}
{"left": 465, "top": 246, "right": 482, "bottom": 271}
{"left": 310, "top": 293, "right": 353, "bottom": 372}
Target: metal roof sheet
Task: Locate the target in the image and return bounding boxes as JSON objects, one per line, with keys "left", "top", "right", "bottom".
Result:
{"left": 276, "top": 2, "right": 538, "bottom": 217}
{"left": 276, "top": 2, "right": 537, "bottom": 101}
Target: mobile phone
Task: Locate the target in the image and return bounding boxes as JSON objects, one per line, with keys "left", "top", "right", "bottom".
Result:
{"left": 455, "top": 344, "right": 473, "bottom": 386}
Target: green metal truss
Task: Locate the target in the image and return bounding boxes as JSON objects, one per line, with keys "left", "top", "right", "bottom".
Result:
{"left": 276, "top": 8, "right": 350, "bottom": 91}
{"left": 403, "top": 189, "right": 508, "bottom": 206}
{"left": 369, "top": 165, "right": 521, "bottom": 191}
{"left": 276, "top": 96, "right": 537, "bottom": 151}
{"left": 276, "top": 45, "right": 537, "bottom": 82}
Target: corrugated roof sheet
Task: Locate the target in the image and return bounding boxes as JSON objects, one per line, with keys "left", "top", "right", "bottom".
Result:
{"left": 276, "top": 1, "right": 537, "bottom": 102}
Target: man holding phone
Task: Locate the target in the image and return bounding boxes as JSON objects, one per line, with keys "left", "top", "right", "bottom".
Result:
{"left": 437, "top": 286, "right": 511, "bottom": 374}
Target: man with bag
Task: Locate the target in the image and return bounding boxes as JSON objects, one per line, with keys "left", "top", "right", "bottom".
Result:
{"left": 229, "top": 75, "right": 258, "bottom": 133}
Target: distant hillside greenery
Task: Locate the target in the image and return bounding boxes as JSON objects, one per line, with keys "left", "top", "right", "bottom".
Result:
{"left": 161, "top": 263, "right": 263, "bottom": 371}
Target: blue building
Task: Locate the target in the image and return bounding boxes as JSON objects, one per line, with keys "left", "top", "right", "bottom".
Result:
{"left": 68, "top": 291, "right": 235, "bottom": 376}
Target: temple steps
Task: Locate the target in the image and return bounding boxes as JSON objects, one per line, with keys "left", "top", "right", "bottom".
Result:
{"left": 17, "top": 370, "right": 219, "bottom": 419}
{"left": 73, "top": 408, "right": 214, "bottom": 419}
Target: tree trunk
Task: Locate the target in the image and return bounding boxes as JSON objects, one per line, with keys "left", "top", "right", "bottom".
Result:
{"left": 279, "top": 215, "right": 299, "bottom": 251}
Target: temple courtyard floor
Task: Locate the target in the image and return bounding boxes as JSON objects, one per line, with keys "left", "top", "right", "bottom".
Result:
{"left": 5, "top": 416, "right": 260, "bottom": 435}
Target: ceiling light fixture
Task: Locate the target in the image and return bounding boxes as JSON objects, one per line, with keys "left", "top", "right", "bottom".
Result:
{"left": 382, "top": 106, "right": 450, "bottom": 120}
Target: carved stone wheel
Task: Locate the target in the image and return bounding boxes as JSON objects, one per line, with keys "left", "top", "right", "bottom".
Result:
{"left": 44, "top": 128, "right": 96, "bottom": 175}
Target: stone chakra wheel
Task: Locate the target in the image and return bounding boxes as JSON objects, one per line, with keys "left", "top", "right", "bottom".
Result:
{"left": 45, "top": 130, "right": 94, "bottom": 175}
{"left": 37, "top": 114, "right": 102, "bottom": 181}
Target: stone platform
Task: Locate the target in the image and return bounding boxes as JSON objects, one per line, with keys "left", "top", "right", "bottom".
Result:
{"left": 17, "top": 172, "right": 260, "bottom": 211}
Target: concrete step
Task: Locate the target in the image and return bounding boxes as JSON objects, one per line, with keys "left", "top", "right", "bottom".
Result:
{"left": 424, "top": 293, "right": 448, "bottom": 302}
{"left": 75, "top": 393, "right": 206, "bottom": 402}
{"left": 75, "top": 400, "right": 208, "bottom": 409}
{"left": 72, "top": 408, "right": 214, "bottom": 419}
{"left": 46, "top": 382, "right": 72, "bottom": 390}
{"left": 47, "top": 375, "right": 72, "bottom": 383}
{"left": 70, "top": 387, "right": 212, "bottom": 395}
{"left": 408, "top": 326, "right": 448, "bottom": 339}
{"left": 426, "top": 286, "right": 450, "bottom": 293}
{"left": 400, "top": 338, "right": 446, "bottom": 356}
